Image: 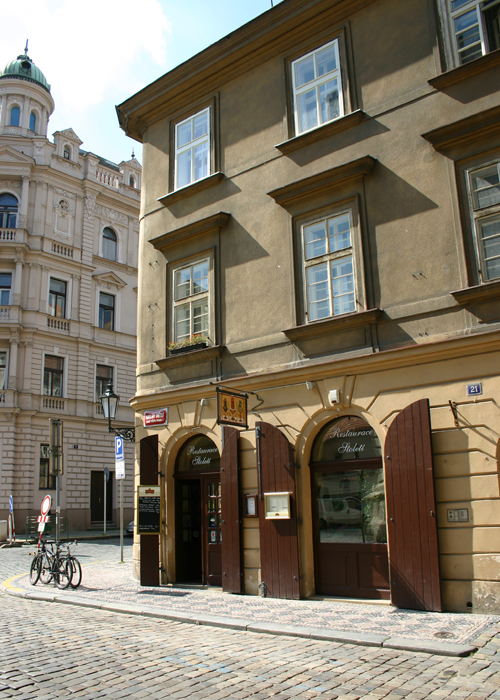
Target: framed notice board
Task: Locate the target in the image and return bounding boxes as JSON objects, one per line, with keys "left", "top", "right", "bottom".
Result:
{"left": 137, "top": 485, "right": 162, "bottom": 535}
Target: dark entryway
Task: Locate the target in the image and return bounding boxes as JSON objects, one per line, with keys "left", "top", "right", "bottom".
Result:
{"left": 174, "top": 435, "right": 221, "bottom": 586}
{"left": 90, "top": 470, "right": 113, "bottom": 523}
{"left": 311, "top": 416, "right": 390, "bottom": 600}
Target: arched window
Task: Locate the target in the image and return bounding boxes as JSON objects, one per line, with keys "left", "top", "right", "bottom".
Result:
{"left": 29, "top": 112, "right": 36, "bottom": 132}
{"left": 129, "top": 174, "right": 136, "bottom": 188}
{"left": 102, "top": 227, "right": 117, "bottom": 261}
{"left": 0, "top": 194, "right": 19, "bottom": 228}
{"left": 10, "top": 106, "right": 20, "bottom": 127}
{"left": 63, "top": 145, "right": 71, "bottom": 160}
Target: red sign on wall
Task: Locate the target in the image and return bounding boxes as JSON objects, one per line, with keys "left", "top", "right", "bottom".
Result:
{"left": 143, "top": 408, "right": 168, "bottom": 427}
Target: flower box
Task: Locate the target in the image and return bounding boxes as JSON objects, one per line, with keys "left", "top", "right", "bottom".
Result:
{"left": 170, "top": 342, "right": 207, "bottom": 355}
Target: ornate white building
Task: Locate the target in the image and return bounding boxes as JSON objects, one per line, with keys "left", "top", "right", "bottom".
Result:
{"left": 0, "top": 47, "right": 140, "bottom": 532}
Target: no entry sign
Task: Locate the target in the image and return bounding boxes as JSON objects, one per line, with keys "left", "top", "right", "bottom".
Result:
{"left": 41, "top": 495, "right": 51, "bottom": 516}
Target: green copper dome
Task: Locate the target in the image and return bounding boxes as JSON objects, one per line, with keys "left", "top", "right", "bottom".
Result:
{"left": 0, "top": 46, "right": 50, "bottom": 93}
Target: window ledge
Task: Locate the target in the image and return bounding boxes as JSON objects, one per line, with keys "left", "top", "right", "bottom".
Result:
{"left": 422, "top": 104, "right": 500, "bottom": 156}
{"left": 450, "top": 280, "right": 500, "bottom": 305}
{"left": 150, "top": 211, "right": 230, "bottom": 251}
{"left": 275, "top": 110, "right": 365, "bottom": 155}
{"left": 156, "top": 344, "right": 225, "bottom": 369}
{"left": 282, "top": 308, "right": 381, "bottom": 342}
{"left": 429, "top": 49, "right": 500, "bottom": 90}
{"left": 158, "top": 172, "right": 225, "bottom": 207}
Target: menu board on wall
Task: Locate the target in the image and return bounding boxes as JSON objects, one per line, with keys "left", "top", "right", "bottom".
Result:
{"left": 137, "top": 485, "right": 161, "bottom": 535}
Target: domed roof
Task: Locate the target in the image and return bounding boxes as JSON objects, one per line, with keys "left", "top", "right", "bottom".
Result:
{"left": 0, "top": 44, "right": 50, "bottom": 93}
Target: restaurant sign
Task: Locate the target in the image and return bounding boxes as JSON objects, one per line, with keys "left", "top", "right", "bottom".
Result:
{"left": 216, "top": 388, "right": 248, "bottom": 429}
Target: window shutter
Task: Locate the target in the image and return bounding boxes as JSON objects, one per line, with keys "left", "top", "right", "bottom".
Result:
{"left": 385, "top": 399, "right": 442, "bottom": 612}
{"left": 139, "top": 435, "right": 160, "bottom": 586}
{"left": 221, "top": 426, "right": 242, "bottom": 593}
{"left": 257, "top": 422, "right": 300, "bottom": 600}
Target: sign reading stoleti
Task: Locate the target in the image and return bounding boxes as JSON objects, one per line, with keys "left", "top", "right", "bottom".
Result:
{"left": 216, "top": 388, "right": 248, "bottom": 429}
{"left": 143, "top": 408, "right": 169, "bottom": 427}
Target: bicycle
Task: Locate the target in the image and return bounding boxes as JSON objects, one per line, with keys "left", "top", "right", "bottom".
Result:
{"left": 62, "top": 540, "right": 82, "bottom": 589}
{"left": 30, "top": 540, "right": 73, "bottom": 589}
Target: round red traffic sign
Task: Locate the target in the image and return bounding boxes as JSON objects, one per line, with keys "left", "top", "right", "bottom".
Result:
{"left": 41, "top": 495, "right": 51, "bottom": 516}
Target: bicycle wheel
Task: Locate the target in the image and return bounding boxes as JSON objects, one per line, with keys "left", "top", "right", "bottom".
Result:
{"left": 40, "top": 553, "right": 53, "bottom": 584}
{"left": 55, "top": 555, "right": 73, "bottom": 590}
{"left": 29, "top": 555, "right": 42, "bottom": 585}
{"left": 69, "top": 556, "right": 82, "bottom": 589}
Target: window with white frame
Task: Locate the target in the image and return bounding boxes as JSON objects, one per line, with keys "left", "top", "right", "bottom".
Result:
{"left": 449, "top": 0, "right": 500, "bottom": 65}
{"left": 467, "top": 161, "right": 500, "bottom": 281}
{"left": 102, "top": 227, "right": 117, "bottom": 261}
{"left": 0, "top": 194, "right": 18, "bottom": 228}
{"left": 0, "top": 273, "right": 12, "bottom": 306}
{"left": 292, "top": 39, "right": 344, "bottom": 135}
{"left": 43, "top": 355, "right": 64, "bottom": 397}
{"left": 0, "top": 351, "right": 7, "bottom": 390}
{"left": 48, "top": 278, "right": 67, "bottom": 318}
{"left": 303, "top": 211, "right": 356, "bottom": 321}
{"left": 175, "top": 108, "right": 210, "bottom": 190}
{"left": 172, "top": 258, "right": 209, "bottom": 343}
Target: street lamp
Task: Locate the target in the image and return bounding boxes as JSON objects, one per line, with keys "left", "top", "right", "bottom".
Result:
{"left": 100, "top": 380, "right": 135, "bottom": 442}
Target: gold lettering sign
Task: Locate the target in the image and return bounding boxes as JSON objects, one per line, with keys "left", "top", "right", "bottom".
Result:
{"left": 216, "top": 388, "right": 248, "bottom": 428}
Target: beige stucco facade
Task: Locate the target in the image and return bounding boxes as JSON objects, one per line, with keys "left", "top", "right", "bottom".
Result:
{"left": 119, "top": 0, "right": 500, "bottom": 612}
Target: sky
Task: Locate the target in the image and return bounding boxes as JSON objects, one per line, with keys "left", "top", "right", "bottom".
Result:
{"left": 2, "top": 0, "right": 285, "bottom": 166}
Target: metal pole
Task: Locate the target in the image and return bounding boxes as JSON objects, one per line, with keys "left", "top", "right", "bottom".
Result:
{"left": 120, "top": 479, "right": 124, "bottom": 563}
{"left": 56, "top": 470, "right": 60, "bottom": 542}
{"left": 104, "top": 470, "right": 107, "bottom": 535}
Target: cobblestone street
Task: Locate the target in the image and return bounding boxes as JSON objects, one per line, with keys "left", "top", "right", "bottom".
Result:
{"left": 2, "top": 540, "right": 500, "bottom": 699}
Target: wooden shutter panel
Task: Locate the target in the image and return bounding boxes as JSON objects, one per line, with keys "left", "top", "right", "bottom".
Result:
{"left": 139, "top": 434, "right": 159, "bottom": 586}
{"left": 385, "top": 399, "right": 442, "bottom": 612}
{"left": 221, "top": 426, "right": 242, "bottom": 593}
{"left": 257, "top": 422, "right": 300, "bottom": 600}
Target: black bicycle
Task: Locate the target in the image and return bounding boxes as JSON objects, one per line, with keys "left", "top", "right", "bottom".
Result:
{"left": 30, "top": 540, "right": 77, "bottom": 590}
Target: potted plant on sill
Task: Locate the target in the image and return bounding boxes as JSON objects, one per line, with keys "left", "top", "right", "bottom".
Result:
{"left": 168, "top": 334, "right": 209, "bottom": 356}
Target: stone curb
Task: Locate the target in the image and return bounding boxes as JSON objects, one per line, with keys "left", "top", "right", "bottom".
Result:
{"left": 1, "top": 580, "right": 479, "bottom": 657}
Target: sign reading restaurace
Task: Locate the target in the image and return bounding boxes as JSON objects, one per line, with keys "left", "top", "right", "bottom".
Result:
{"left": 216, "top": 388, "right": 248, "bottom": 429}
{"left": 143, "top": 408, "right": 169, "bottom": 427}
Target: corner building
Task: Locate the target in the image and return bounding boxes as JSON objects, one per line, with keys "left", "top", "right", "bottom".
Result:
{"left": 0, "top": 48, "right": 140, "bottom": 531}
{"left": 118, "top": 0, "right": 500, "bottom": 613}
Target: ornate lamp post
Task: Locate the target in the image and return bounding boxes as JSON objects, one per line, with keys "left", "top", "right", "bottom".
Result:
{"left": 100, "top": 380, "right": 135, "bottom": 442}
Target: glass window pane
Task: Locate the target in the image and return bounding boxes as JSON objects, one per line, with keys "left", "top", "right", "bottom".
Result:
{"left": 454, "top": 8, "right": 479, "bottom": 34}
{"left": 10, "top": 107, "right": 20, "bottom": 127}
{"left": 100, "top": 293, "right": 114, "bottom": 308}
{"left": 193, "top": 112, "right": 208, "bottom": 139}
{"left": 192, "top": 301, "right": 208, "bottom": 335}
{"left": 0, "top": 289, "right": 10, "bottom": 305}
{"left": 192, "top": 262, "right": 208, "bottom": 294}
{"left": 193, "top": 142, "right": 208, "bottom": 181}
{"left": 319, "top": 79, "right": 340, "bottom": 123}
{"left": 451, "top": 0, "right": 472, "bottom": 10}
{"left": 316, "top": 44, "right": 337, "bottom": 76}
{"left": 177, "top": 120, "right": 192, "bottom": 148}
{"left": 175, "top": 267, "right": 192, "bottom": 300}
{"left": 304, "top": 221, "right": 327, "bottom": 259}
{"left": 0, "top": 273, "right": 12, "bottom": 288}
{"left": 298, "top": 89, "right": 318, "bottom": 133}
{"left": 328, "top": 213, "right": 351, "bottom": 251}
{"left": 52, "top": 373, "right": 62, "bottom": 396}
{"left": 50, "top": 278, "right": 66, "bottom": 295}
{"left": 472, "top": 167, "right": 500, "bottom": 208}
{"left": 295, "top": 56, "right": 315, "bottom": 87}
{"left": 177, "top": 149, "right": 192, "bottom": 188}
{"left": 175, "top": 303, "right": 191, "bottom": 341}
{"left": 307, "top": 263, "right": 330, "bottom": 320}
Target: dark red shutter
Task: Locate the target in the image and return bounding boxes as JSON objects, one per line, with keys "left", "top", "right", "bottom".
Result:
{"left": 257, "top": 422, "right": 300, "bottom": 600}
{"left": 385, "top": 399, "right": 442, "bottom": 611}
{"left": 221, "top": 426, "right": 242, "bottom": 593}
{"left": 139, "top": 435, "right": 160, "bottom": 586}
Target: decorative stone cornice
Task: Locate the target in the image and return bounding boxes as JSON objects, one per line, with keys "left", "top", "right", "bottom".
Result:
{"left": 158, "top": 172, "right": 225, "bottom": 208}
{"left": 428, "top": 48, "right": 500, "bottom": 90}
{"left": 450, "top": 280, "right": 500, "bottom": 306}
{"left": 95, "top": 204, "right": 128, "bottom": 225}
{"left": 422, "top": 105, "right": 500, "bottom": 156}
{"left": 150, "top": 211, "right": 231, "bottom": 251}
{"left": 83, "top": 194, "right": 96, "bottom": 221}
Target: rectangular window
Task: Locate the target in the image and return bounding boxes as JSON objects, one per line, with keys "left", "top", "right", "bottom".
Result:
{"left": 0, "top": 351, "right": 6, "bottom": 390}
{"left": 303, "top": 211, "right": 356, "bottom": 321}
{"left": 175, "top": 108, "right": 210, "bottom": 190}
{"left": 291, "top": 39, "right": 344, "bottom": 135}
{"left": 43, "top": 355, "right": 64, "bottom": 397}
{"left": 48, "top": 278, "right": 67, "bottom": 318}
{"left": 96, "top": 364, "right": 113, "bottom": 402}
{"left": 39, "top": 444, "right": 56, "bottom": 490}
{"left": 468, "top": 161, "right": 500, "bottom": 281}
{"left": 0, "top": 273, "right": 12, "bottom": 306}
{"left": 99, "top": 292, "right": 115, "bottom": 330}
{"left": 450, "top": 0, "right": 500, "bottom": 65}
{"left": 172, "top": 258, "right": 209, "bottom": 343}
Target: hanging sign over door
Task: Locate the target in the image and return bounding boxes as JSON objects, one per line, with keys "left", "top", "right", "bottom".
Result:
{"left": 216, "top": 388, "right": 248, "bottom": 429}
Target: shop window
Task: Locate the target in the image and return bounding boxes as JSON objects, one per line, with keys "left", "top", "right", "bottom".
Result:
{"left": 174, "top": 107, "right": 210, "bottom": 190}
{"left": 95, "top": 364, "right": 114, "bottom": 402}
{"left": 39, "top": 444, "right": 55, "bottom": 490}
{"left": 0, "top": 193, "right": 18, "bottom": 228}
{"left": 99, "top": 292, "right": 115, "bottom": 330}
{"left": 9, "top": 106, "right": 20, "bottom": 127}
{"left": 29, "top": 111, "right": 36, "bottom": 132}
{"left": 43, "top": 355, "right": 64, "bottom": 397}
{"left": 302, "top": 209, "right": 357, "bottom": 321}
{"left": 467, "top": 160, "right": 500, "bottom": 281}
{"left": 449, "top": 0, "right": 500, "bottom": 65}
{"left": 0, "top": 273, "right": 12, "bottom": 306}
{"left": 172, "top": 258, "right": 209, "bottom": 344}
{"left": 0, "top": 351, "right": 6, "bottom": 390}
{"left": 102, "top": 227, "right": 117, "bottom": 261}
{"left": 48, "top": 278, "right": 67, "bottom": 318}
{"left": 291, "top": 39, "right": 344, "bottom": 135}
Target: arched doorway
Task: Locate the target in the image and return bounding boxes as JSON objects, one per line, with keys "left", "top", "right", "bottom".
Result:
{"left": 174, "top": 434, "right": 221, "bottom": 586}
{"left": 310, "top": 415, "right": 390, "bottom": 599}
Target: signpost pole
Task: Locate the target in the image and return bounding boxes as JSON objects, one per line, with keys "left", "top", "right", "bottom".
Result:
{"left": 120, "top": 479, "right": 124, "bottom": 563}
{"left": 104, "top": 469, "right": 107, "bottom": 535}
{"left": 115, "top": 437, "right": 125, "bottom": 563}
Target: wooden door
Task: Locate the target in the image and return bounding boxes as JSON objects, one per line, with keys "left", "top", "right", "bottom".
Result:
{"left": 139, "top": 435, "right": 159, "bottom": 586}
{"left": 385, "top": 399, "right": 442, "bottom": 612}
{"left": 90, "top": 471, "right": 104, "bottom": 522}
{"left": 257, "top": 422, "right": 300, "bottom": 600}
{"left": 204, "top": 478, "right": 222, "bottom": 586}
{"left": 176, "top": 479, "right": 202, "bottom": 583}
{"left": 220, "top": 426, "right": 242, "bottom": 593}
